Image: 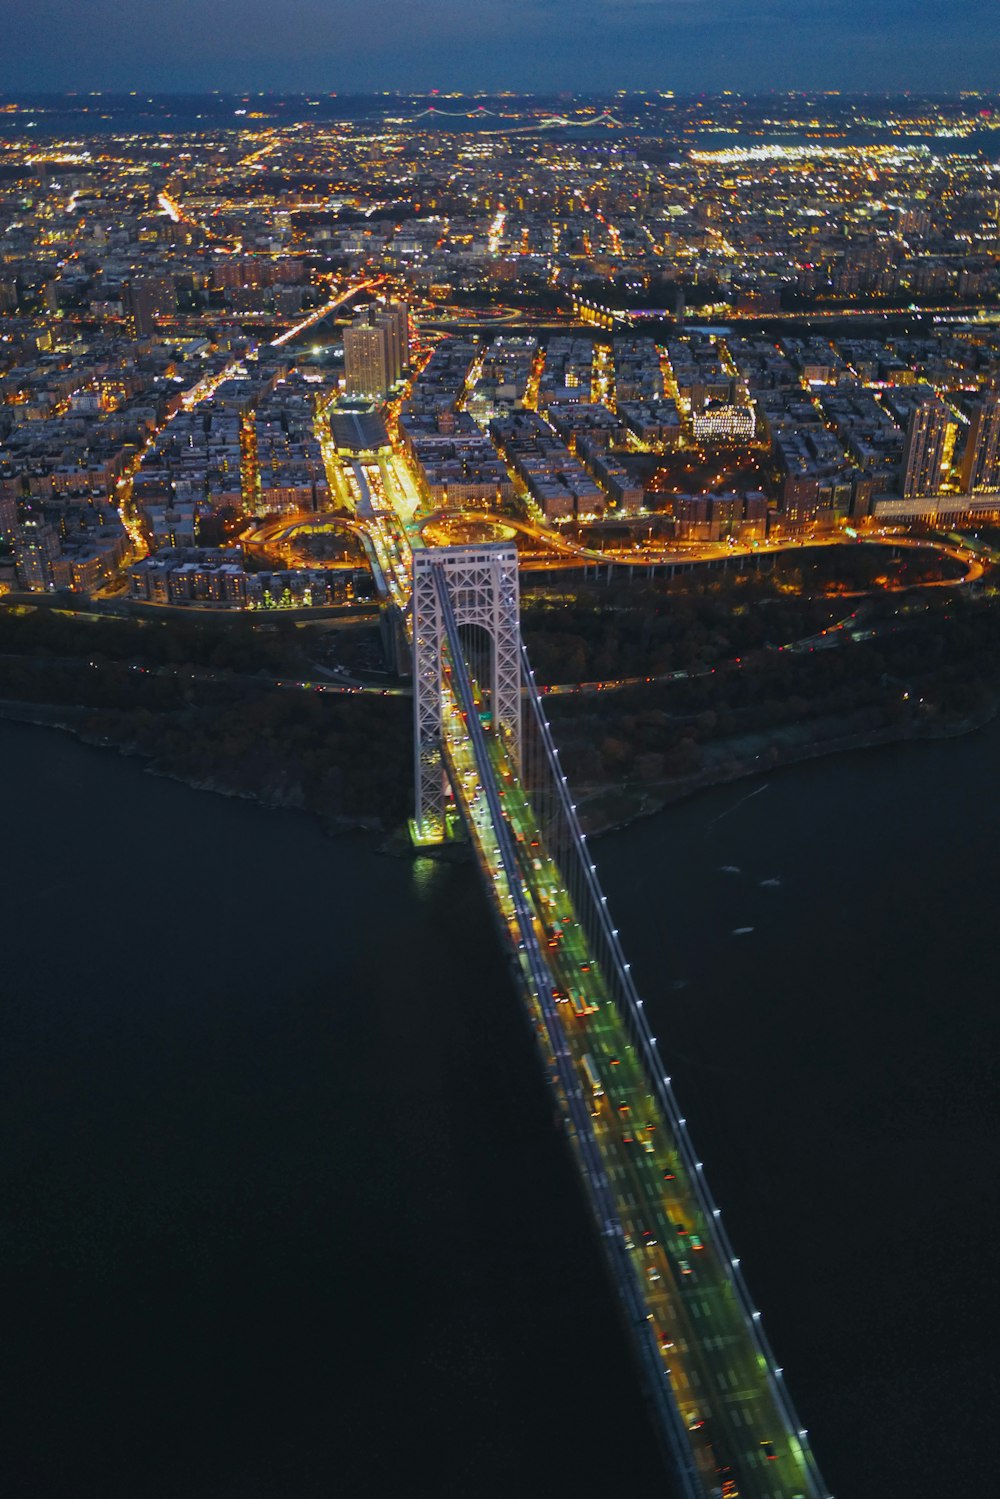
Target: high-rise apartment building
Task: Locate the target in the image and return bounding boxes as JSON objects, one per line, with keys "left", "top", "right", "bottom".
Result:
{"left": 343, "top": 300, "right": 409, "bottom": 397}
{"left": 14, "top": 517, "right": 61, "bottom": 591}
{"left": 0, "top": 488, "right": 16, "bottom": 544}
{"left": 960, "top": 393, "right": 1000, "bottom": 493}
{"left": 901, "top": 398, "right": 950, "bottom": 499}
{"left": 344, "top": 321, "right": 391, "bottom": 398}
{"left": 122, "top": 275, "right": 176, "bottom": 338}
{"left": 376, "top": 300, "right": 410, "bottom": 385}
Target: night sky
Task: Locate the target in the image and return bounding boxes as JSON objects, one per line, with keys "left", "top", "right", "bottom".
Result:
{"left": 2, "top": 0, "right": 998, "bottom": 95}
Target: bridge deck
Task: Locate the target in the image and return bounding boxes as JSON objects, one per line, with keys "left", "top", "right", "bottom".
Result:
{"left": 441, "top": 676, "right": 827, "bottom": 1499}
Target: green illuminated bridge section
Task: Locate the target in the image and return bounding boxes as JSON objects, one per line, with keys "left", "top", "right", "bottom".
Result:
{"left": 432, "top": 575, "right": 830, "bottom": 1499}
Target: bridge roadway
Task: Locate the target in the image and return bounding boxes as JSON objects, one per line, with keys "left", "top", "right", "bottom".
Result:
{"left": 438, "top": 681, "right": 826, "bottom": 1499}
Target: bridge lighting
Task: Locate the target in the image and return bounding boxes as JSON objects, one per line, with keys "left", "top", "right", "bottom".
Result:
{"left": 696, "top": 1162, "right": 703, "bottom": 1170}
{"left": 732, "top": 1258, "right": 740, "bottom": 1266}
{"left": 713, "top": 1209, "right": 721, "bottom": 1217}
{"left": 753, "top": 1311, "right": 762, "bottom": 1320}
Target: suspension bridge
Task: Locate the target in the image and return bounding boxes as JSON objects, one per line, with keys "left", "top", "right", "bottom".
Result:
{"left": 409, "top": 542, "right": 831, "bottom": 1499}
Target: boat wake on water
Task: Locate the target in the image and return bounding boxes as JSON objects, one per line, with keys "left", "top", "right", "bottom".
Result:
{"left": 706, "top": 782, "right": 769, "bottom": 833}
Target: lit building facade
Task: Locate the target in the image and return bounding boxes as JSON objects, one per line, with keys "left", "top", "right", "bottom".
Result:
{"left": 961, "top": 393, "right": 1000, "bottom": 494}
{"left": 901, "top": 399, "right": 950, "bottom": 499}
{"left": 344, "top": 300, "right": 409, "bottom": 398}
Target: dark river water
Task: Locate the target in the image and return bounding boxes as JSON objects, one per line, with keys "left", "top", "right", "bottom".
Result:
{"left": 1, "top": 718, "right": 998, "bottom": 1498}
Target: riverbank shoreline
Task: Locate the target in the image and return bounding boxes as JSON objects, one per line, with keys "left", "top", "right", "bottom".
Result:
{"left": 575, "top": 699, "right": 998, "bottom": 836}
{"left": 1, "top": 692, "right": 995, "bottom": 848}
{"left": 0, "top": 699, "right": 384, "bottom": 835}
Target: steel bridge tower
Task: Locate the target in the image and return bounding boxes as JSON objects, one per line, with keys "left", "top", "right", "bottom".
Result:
{"left": 412, "top": 543, "right": 521, "bottom": 843}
